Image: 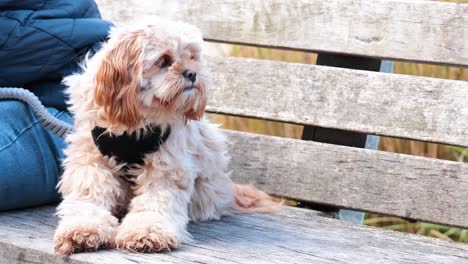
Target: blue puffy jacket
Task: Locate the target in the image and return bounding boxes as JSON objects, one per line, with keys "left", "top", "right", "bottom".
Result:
{"left": 0, "top": 0, "right": 111, "bottom": 110}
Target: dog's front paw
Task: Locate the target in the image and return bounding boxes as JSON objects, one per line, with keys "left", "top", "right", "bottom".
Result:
{"left": 54, "top": 223, "right": 115, "bottom": 256}
{"left": 116, "top": 226, "right": 178, "bottom": 253}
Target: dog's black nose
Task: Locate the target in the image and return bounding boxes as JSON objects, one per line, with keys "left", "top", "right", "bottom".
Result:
{"left": 182, "top": 70, "right": 197, "bottom": 83}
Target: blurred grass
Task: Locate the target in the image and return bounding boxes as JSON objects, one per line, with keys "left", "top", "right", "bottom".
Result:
{"left": 208, "top": 21, "right": 467, "bottom": 241}
{"left": 364, "top": 215, "right": 468, "bottom": 242}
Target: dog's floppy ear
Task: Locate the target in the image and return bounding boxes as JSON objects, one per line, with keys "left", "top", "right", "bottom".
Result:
{"left": 94, "top": 30, "right": 144, "bottom": 129}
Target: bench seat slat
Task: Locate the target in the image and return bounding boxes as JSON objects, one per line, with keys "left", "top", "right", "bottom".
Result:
{"left": 207, "top": 56, "right": 468, "bottom": 147}
{"left": 226, "top": 130, "right": 468, "bottom": 228}
{"left": 1, "top": 206, "right": 468, "bottom": 263}
{"left": 96, "top": 0, "right": 468, "bottom": 67}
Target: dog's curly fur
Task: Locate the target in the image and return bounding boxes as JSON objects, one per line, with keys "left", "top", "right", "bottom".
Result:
{"left": 54, "top": 19, "right": 279, "bottom": 256}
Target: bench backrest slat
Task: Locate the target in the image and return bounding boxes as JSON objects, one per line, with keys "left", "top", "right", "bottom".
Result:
{"left": 207, "top": 57, "right": 468, "bottom": 147}
{"left": 227, "top": 130, "right": 468, "bottom": 229}
{"left": 96, "top": 0, "right": 468, "bottom": 67}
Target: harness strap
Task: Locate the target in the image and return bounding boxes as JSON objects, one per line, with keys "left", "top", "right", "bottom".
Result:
{"left": 91, "top": 125, "right": 171, "bottom": 166}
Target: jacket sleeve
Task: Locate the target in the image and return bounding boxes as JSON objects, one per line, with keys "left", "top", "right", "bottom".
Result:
{"left": 0, "top": 0, "right": 111, "bottom": 88}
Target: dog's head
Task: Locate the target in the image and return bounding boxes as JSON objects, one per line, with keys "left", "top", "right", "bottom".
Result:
{"left": 93, "top": 20, "right": 208, "bottom": 129}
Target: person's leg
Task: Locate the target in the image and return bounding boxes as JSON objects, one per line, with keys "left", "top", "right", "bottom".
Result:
{"left": 0, "top": 100, "right": 73, "bottom": 211}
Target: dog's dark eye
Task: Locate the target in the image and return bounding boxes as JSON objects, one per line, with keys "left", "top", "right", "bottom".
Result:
{"left": 160, "top": 56, "right": 173, "bottom": 68}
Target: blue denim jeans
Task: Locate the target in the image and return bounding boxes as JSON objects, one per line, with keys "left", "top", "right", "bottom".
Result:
{"left": 0, "top": 100, "right": 72, "bottom": 211}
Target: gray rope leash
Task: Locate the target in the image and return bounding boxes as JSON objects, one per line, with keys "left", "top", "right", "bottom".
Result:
{"left": 0, "top": 87, "right": 74, "bottom": 138}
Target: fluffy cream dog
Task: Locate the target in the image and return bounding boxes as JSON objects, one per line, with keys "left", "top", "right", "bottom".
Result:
{"left": 53, "top": 19, "right": 277, "bottom": 256}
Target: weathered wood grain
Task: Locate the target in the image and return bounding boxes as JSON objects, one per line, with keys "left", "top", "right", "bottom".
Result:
{"left": 205, "top": 56, "right": 468, "bottom": 147}
{"left": 95, "top": 0, "right": 468, "bottom": 66}
{"left": 1, "top": 206, "right": 468, "bottom": 264}
{"left": 225, "top": 130, "right": 468, "bottom": 228}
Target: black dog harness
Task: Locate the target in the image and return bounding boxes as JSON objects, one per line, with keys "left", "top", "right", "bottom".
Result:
{"left": 91, "top": 125, "right": 171, "bottom": 166}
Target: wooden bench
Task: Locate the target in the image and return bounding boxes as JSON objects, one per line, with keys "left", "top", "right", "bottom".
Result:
{"left": 1, "top": 0, "right": 468, "bottom": 263}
